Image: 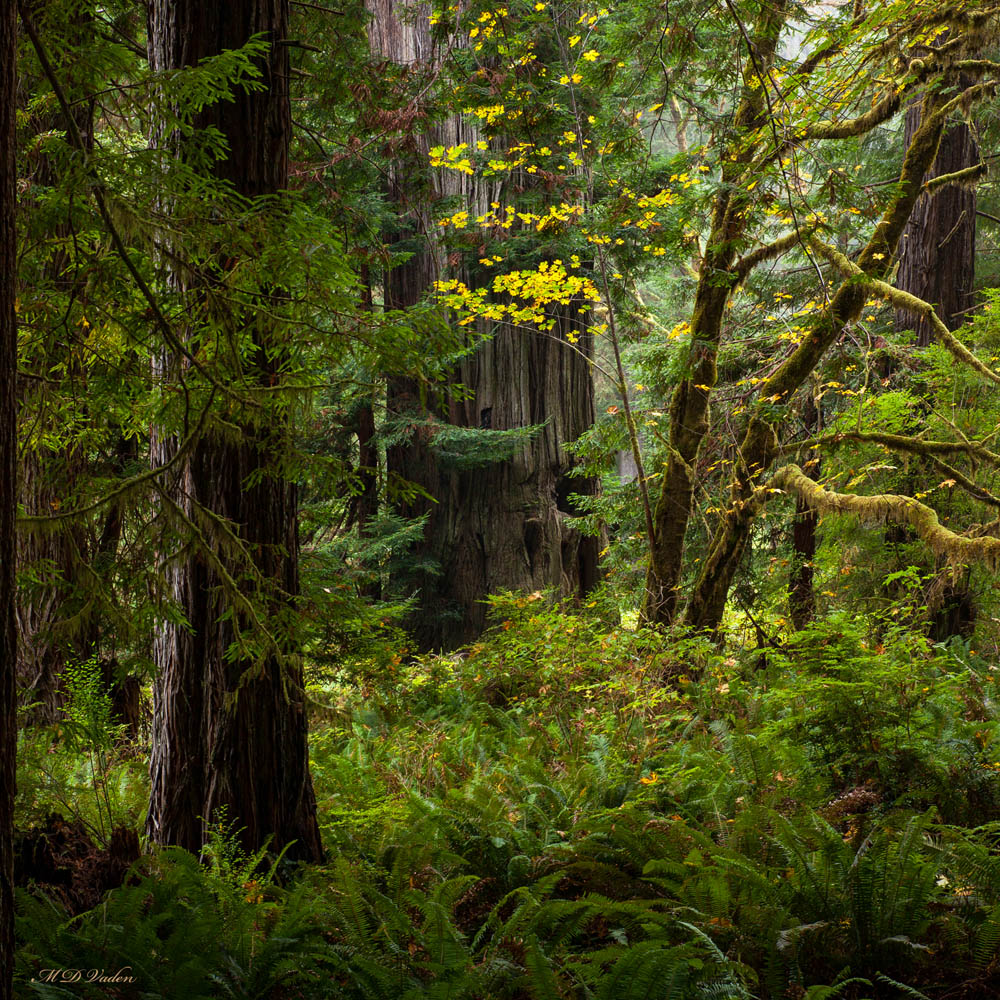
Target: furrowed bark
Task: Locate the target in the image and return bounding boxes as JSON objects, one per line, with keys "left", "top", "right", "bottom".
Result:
{"left": 895, "top": 98, "right": 979, "bottom": 344}
{"left": 893, "top": 93, "right": 980, "bottom": 639}
{"left": 146, "top": 0, "right": 322, "bottom": 862}
{"left": 371, "top": 0, "right": 600, "bottom": 650}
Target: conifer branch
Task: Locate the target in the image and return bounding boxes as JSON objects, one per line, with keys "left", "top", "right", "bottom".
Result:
{"left": 18, "top": 4, "right": 257, "bottom": 410}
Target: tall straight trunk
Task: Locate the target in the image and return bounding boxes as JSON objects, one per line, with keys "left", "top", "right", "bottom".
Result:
{"left": 789, "top": 392, "right": 819, "bottom": 631}
{"left": 146, "top": 0, "right": 322, "bottom": 862}
{"left": 1, "top": 0, "right": 18, "bottom": 994}
{"left": 371, "top": 0, "right": 600, "bottom": 650}
{"left": 894, "top": 103, "right": 979, "bottom": 640}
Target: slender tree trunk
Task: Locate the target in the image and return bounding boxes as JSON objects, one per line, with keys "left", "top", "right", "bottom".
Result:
{"left": 642, "top": 1, "right": 789, "bottom": 626}
{"left": 351, "top": 265, "right": 381, "bottom": 599}
{"left": 371, "top": 1, "right": 600, "bottom": 650}
{"left": 146, "top": 0, "right": 323, "bottom": 862}
{"left": 1, "top": 0, "right": 18, "bottom": 993}
{"left": 683, "top": 93, "right": 954, "bottom": 636}
{"left": 789, "top": 393, "right": 819, "bottom": 631}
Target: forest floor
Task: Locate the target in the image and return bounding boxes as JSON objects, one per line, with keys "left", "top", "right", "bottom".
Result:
{"left": 13, "top": 596, "right": 1000, "bottom": 998}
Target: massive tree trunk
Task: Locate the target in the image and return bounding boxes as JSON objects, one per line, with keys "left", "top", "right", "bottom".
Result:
{"left": 371, "top": 0, "right": 600, "bottom": 650}
{"left": 390, "top": 318, "right": 600, "bottom": 650}
{"left": 146, "top": 0, "right": 323, "bottom": 862}
{"left": 1, "top": 0, "right": 18, "bottom": 993}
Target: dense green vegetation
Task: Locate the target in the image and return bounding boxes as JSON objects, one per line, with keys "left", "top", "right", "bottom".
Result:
{"left": 15, "top": 602, "right": 1000, "bottom": 997}
{"left": 7, "top": 0, "right": 1000, "bottom": 997}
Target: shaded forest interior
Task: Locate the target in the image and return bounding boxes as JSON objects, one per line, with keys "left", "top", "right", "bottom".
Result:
{"left": 9, "top": 1, "right": 1000, "bottom": 998}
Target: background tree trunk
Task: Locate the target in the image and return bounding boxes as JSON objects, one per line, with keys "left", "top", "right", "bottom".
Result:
{"left": 893, "top": 103, "right": 979, "bottom": 640}
{"left": 370, "top": 0, "right": 600, "bottom": 650}
{"left": 1, "top": 0, "right": 18, "bottom": 993}
{"left": 15, "top": 7, "right": 95, "bottom": 723}
{"left": 894, "top": 104, "right": 977, "bottom": 344}
{"left": 146, "top": 0, "right": 323, "bottom": 862}
{"left": 789, "top": 392, "right": 819, "bottom": 631}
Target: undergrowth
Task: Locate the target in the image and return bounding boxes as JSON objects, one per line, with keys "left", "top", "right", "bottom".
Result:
{"left": 15, "top": 595, "right": 1000, "bottom": 998}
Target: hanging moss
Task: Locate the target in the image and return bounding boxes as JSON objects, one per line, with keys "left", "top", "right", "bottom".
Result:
{"left": 768, "top": 464, "right": 1000, "bottom": 569}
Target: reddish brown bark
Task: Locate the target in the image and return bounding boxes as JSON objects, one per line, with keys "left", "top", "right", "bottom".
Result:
{"left": 371, "top": 2, "right": 600, "bottom": 650}
{"left": 146, "top": 0, "right": 322, "bottom": 862}
{"left": 894, "top": 105, "right": 978, "bottom": 343}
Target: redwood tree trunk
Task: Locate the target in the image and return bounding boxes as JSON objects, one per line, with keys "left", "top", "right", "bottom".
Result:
{"left": 1, "top": 0, "right": 17, "bottom": 992}
{"left": 894, "top": 102, "right": 977, "bottom": 344}
{"left": 146, "top": 0, "right": 322, "bottom": 862}
{"left": 894, "top": 103, "right": 979, "bottom": 640}
{"left": 371, "top": 0, "right": 600, "bottom": 650}
{"left": 390, "top": 317, "right": 600, "bottom": 650}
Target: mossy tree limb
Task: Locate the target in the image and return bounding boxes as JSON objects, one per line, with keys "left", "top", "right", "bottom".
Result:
{"left": 767, "top": 464, "right": 1000, "bottom": 568}
{"left": 681, "top": 75, "right": 962, "bottom": 634}
{"left": 808, "top": 237, "right": 1000, "bottom": 388}
{"left": 791, "top": 431, "right": 1000, "bottom": 469}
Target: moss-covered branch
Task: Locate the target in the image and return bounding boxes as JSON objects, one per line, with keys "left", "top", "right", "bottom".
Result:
{"left": 808, "top": 237, "right": 1000, "bottom": 388}
{"left": 955, "top": 59, "right": 1000, "bottom": 75}
{"left": 734, "top": 230, "right": 807, "bottom": 283}
{"left": 787, "top": 432, "right": 1000, "bottom": 508}
{"left": 790, "top": 430, "right": 1000, "bottom": 468}
{"left": 922, "top": 455, "right": 1000, "bottom": 509}
{"left": 924, "top": 161, "right": 987, "bottom": 194}
{"left": 799, "top": 89, "right": 903, "bottom": 142}
{"left": 768, "top": 464, "right": 1000, "bottom": 567}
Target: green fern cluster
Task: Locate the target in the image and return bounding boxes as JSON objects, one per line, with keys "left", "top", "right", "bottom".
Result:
{"left": 17, "top": 606, "right": 1000, "bottom": 997}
